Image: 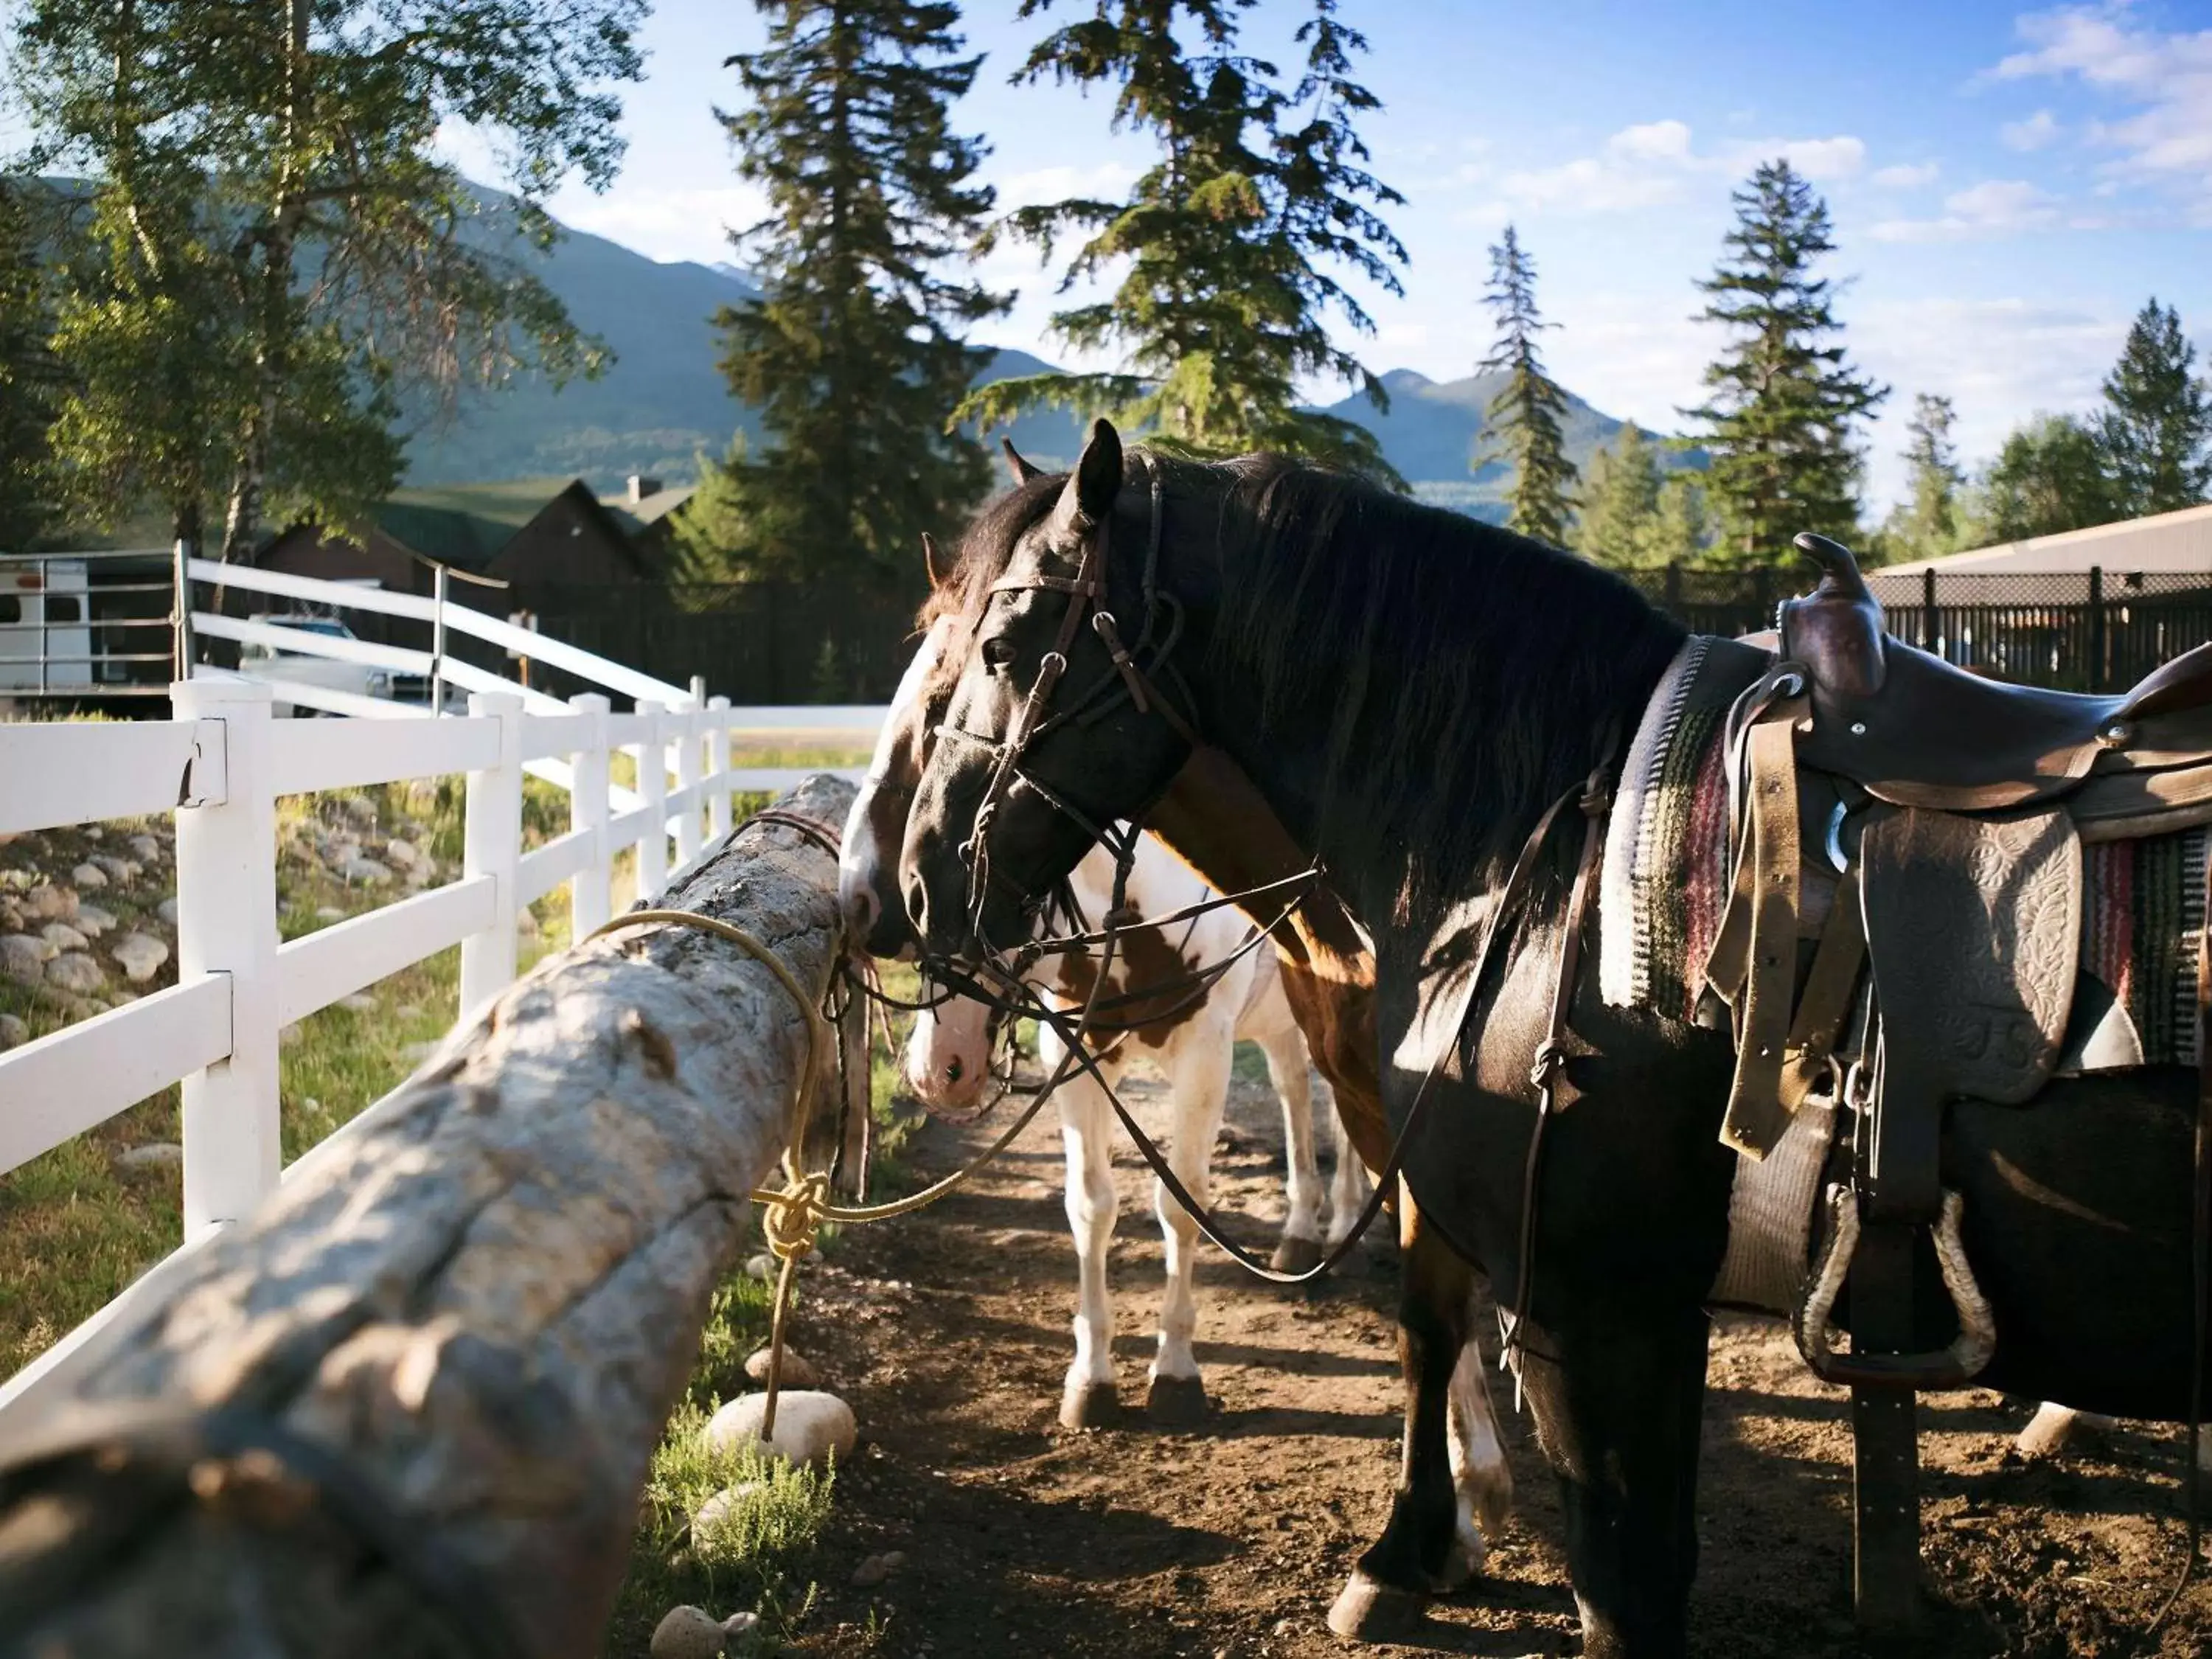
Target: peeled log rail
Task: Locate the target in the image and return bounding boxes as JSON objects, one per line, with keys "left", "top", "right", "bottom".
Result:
{"left": 0, "top": 773, "right": 858, "bottom": 1659}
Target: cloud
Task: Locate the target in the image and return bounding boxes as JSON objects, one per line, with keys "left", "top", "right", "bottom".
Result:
{"left": 1482, "top": 119, "right": 1866, "bottom": 218}
{"left": 1871, "top": 161, "right": 1941, "bottom": 189}
{"left": 1992, "top": 6, "right": 2212, "bottom": 215}
{"left": 990, "top": 161, "right": 1141, "bottom": 212}
{"left": 548, "top": 185, "right": 771, "bottom": 265}
{"left": 1870, "top": 178, "right": 2065, "bottom": 242}
{"left": 2001, "top": 108, "right": 2062, "bottom": 150}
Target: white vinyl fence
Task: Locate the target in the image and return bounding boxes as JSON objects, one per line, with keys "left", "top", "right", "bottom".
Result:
{"left": 0, "top": 560, "right": 890, "bottom": 1416}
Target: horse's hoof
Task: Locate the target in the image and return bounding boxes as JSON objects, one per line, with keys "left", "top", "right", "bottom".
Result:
{"left": 1144, "top": 1373, "right": 1209, "bottom": 1426}
{"left": 1326, "top": 1569, "right": 1428, "bottom": 1642}
{"left": 1270, "top": 1234, "right": 1324, "bottom": 1274}
{"left": 1059, "top": 1381, "right": 1122, "bottom": 1430}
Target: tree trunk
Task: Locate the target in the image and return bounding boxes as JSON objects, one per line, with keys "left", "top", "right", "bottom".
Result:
{"left": 0, "top": 775, "right": 858, "bottom": 1659}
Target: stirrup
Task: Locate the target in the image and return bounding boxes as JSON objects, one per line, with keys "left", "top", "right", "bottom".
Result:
{"left": 1794, "top": 1185, "right": 1997, "bottom": 1389}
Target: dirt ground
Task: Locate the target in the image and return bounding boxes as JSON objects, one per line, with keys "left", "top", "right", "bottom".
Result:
{"left": 779, "top": 1064, "right": 2212, "bottom": 1659}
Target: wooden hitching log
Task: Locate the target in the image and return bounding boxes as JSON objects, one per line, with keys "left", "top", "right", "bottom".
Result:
{"left": 0, "top": 773, "right": 859, "bottom": 1659}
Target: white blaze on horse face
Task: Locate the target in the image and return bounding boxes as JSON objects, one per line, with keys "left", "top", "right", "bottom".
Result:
{"left": 904, "top": 989, "right": 995, "bottom": 1111}
{"left": 840, "top": 618, "right": 950, "bottom": 941}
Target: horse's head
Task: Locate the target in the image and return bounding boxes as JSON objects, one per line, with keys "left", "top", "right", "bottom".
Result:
{"left": 900, "top": 419, "right": 1197, "bottom": 961}
{"left": 839, "top": 611, "right": 951, "bottom": 960}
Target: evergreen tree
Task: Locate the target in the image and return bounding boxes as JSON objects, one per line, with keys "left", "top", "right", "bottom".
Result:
{"left": 1476, "top": 226, "right": 1576, "bottom": 545}
{"left": 12, "top": 0, "right": 636, "bottom": 552}
{"left": 1978, "top": 414, "right": 2121, "bottom": 542}
{"left": 1652, "top": 470, "right": 1714, "bottom": 565}
{"left": 956, "top": 0, "right": 1407, "bottom": 481}
{"left": 704, "top": 0, "right": 1006, "bottom": 588}
{"left": 1684, "top": 159, "right": 1887, "bottom": 566}
{"left": 2095, "top": 298, "right": 2212, "bottom": 516}
{"left": 0, "top": 180, "right": 63, "bottom": 549}
{"left": 1882, "top": 392, "right": 1965, "bottom": 562}
{"left": 1574, "top": 422, "right": 1660, "bottom": 567}
{"left": 669, "top": 434, "right": 753, "bottom": 585}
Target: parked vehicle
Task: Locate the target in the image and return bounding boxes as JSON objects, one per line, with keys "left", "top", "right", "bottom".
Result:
{"left": 235, "top": 615, "right": 392, "bottom": 716}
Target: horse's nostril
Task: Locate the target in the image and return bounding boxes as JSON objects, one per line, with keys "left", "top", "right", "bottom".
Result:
{"left": 851, "top": 885, "right": 878, "bottom": 930}
{"left": 906, "top": 875, "right": 928, "bottom": 929}
{"left": 945, "top": 1057, "right": 963, "bottom": 1084}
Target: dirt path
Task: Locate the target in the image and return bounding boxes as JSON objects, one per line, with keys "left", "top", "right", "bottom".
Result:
{"left": 781, "top": 1065, "right": 2212, "bottom": 1658}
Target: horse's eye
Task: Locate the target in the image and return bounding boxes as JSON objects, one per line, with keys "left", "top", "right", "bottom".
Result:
{"left": 981, "top": 637, "right": 1018, "bottom": 673}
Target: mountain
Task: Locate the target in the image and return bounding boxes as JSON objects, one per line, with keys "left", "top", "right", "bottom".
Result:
{"left": 400, "top": 190, "right": 1702, "bottom": 504}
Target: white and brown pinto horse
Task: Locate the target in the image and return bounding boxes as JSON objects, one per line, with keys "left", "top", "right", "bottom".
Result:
{"left": 902, "top": 826, "right": 1368, "bottom": 1425}
{"left": 841, "top": 608, "right": 1514, "bottom": 1570}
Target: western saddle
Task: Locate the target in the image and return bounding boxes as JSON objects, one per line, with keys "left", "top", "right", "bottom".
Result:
{"left": 1705, "top": 533, "right": 2212, "bottom": 1388}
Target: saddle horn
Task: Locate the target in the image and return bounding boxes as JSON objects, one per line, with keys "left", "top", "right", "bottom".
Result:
{"left": 1001, "top": 437, "right": 1044, "bottom": 485}
{"left": 1794, "top": 532, "right": 1871, "bottom": 602}
{"left": 922, "top": 530, "right": 946, "bottom": 590}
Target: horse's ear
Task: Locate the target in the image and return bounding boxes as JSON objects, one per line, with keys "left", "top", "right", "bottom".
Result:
{"left": 922, "top": 531, "right": 945, "bottom": 591}
{"left": 1000, "top": 437, "right": 1043, "bottom": 485}
{"left": 1057, "top": 419, "right": 1123, "bottom": 531}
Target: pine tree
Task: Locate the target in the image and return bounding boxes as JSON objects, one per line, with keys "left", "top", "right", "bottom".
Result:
{"left": 701, "top": 0, "right": 1007, "bottom": 588}
{"left": 956, "top": 0, "right": 1407, "bottom": 481}
{"left": 1476, "top": 226, "right": 1577, "bottom": 545}
{"left": 1882, "top": 392, "right": 1965, "bottom": 562}
{"left": 1575, "top": 422, "right": 1660, "bottom": 567}
{"left": 1684, "top": 159, "right": 1887, "bottom": 566}
{"left": 1652, "top": 470, "right": 1714, "bottom": 565}
{"left": 1978, "top": 415, "right": 2122, "bottom": 542}
{"left": 2096, "top": 299, "right": 2212, "bottom": 516}
{"left": 0, "top": 181, "right": 64, "bottom": 549}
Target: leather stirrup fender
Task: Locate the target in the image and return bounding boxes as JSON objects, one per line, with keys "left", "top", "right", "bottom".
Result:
{"left": 1719, "top": 703, "right": 1806, "bottom": 1159}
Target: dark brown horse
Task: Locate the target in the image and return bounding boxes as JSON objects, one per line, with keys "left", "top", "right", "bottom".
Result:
{"left": 893, "top": 421, "right": 2211, "bottom": 1658}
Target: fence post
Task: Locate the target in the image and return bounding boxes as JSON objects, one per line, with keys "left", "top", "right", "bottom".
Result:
{"left": 1921, "top": 568, "right": 1937, "bottom": 654}
{"left": 459, "top": 691, "right": 524, "bottom": 1021}
{"left": 2088, "top": 566, "right": 2107, "bottom": 693}
{"left": 431, "top": 564, "right": 450, "bottom": 717}
{"left": 673, "top": 678, "right": 705, "bottom": 870}
{"left": 706, "top": 695, "right": 732, "bottom": 841}
{"left": 172, "top": 539, "right": 195, "bottom": 684}
{"left": 1664, "top": 563, "right": 1683, "bottom": 611}
{"left": 634, "top": 700, "right": 669, "bottom": 901}
{"left": 171, "top": 676, "right": 280, "bottom": 1242}
{"left": 569, "top": 692, "right": 612, "bottom": 939}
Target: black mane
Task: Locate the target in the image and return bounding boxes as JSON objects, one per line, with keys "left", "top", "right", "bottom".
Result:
{"left": 936, "top": 451, "right": 1688, "bottom": 911}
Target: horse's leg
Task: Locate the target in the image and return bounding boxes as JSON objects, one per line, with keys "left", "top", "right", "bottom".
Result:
{"left": 1256, "top": 1023, "right": 1326, "bottom": 1273}
{"left": 1329, "top": 1197, "right": 1480, "bottom": 1641}
{"left": 1319, "top": 1077, "right": 1375, "bottom": 1250}
{"left": 1148, "top": 1023, "right": 1232, "bottom": 1425}
{"left": 1518, "top": 1305, "right": 1709, "bottom": 1659}
{"left": 1449, "top": 1326, "right": 1514, "bottom": 1543}
{"left": 1056, "top": 1054, "right": 1122, "bottom": 1430}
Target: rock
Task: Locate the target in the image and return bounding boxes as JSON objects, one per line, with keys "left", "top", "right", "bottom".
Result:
{"left": 515, "top": 907, "right": 540, "bottom": 939}
{"left": 851, "top": 1551, "right": 905, "bottom": 1587}
{"left": 315, "top": 905, "right": 347, "bottom": 922}
{"left": 701, "top": 1391, "right": 857, "bottom": 1469}
{"left": 338, "top": 992, "right": 377, "bottom": 1012}
{"left": 0, "top": 903, "right": 18, "bottom": 933}
{"left": 302, "top": 1096, "right": 321, "bottom": 1114}
{"left": 72, "top": 903, "right": 116, "bottom": 937}
{"left": 649, "top": 1606, "right": 726, "bottom": 1659}
{"left": 41, "top": 923, "right": 87, "bottom": 953}
{"left": 341, "top": 856, "right": 393, "bottom": 887}
{"left": 45, "top": 952, "right": 105, "bottom": 995}
{"left": 24, "top": 885, "right": 77, "bottom": 922}
{"left": 82, "top": 825, "right": 102, "bottom": 841}
{"left": 744, "top": 1253, "right": 777, "bottom": 1283}
{"left": 127, "top": 834, "right": 161, "bottom": 863}
{"left": 156, "top": 897, "right": 178, "bottom": 926}
{"left": 0, "top": 1013, "right": 26, "bottom": 1049}
{"left": 721, "top": 1612, "right": 759, "bottom": 1642}
{"left": 3, "top": 934, "right": 55, "bottom": 985}
{"left": 36, "top": 988, "right": 102, "bottom": 1020}
{"left": 89, "top": 855, "right": 138, "bottom": 885}
{"left": 111, "top": 933, "right": 170, "bottom": 984}
{"left": 743, "top": 1347, "right": 821, "bottom": 1390}
{"left": 691, "top": 1481, "right": 768, "bottom": 1539}
{"left": 70, "top": 863, "right": 108, "bottom": 890}
{"left": 383, "top": 838, "right": 420, "bottom": 869}
{"left": 115, "top": 1142, "right": 184, "bottom": 1173}
{"left": 337, "top": 794, "right": 378, "bottom": 830}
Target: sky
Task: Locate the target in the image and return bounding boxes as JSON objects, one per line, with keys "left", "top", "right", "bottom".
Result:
{"left": 481, "top": 1, "right": 2207, "bottom": 507}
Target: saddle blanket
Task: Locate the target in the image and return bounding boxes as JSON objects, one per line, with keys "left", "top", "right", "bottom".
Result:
{"left": 1598, "top": 635, "right": 2209, "bottom": 1074}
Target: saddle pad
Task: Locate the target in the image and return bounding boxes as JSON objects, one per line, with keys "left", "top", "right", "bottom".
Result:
{"left": 1599, "top": 635, "right": 1765, "bottom": 1017}
{"left": 1602, "top": 644, "right": 2209, "bottom": 1071}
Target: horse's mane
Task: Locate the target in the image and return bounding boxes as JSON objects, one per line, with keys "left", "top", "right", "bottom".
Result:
{"left": 929, "top": 449, "right": 1688, "bottom": 908}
